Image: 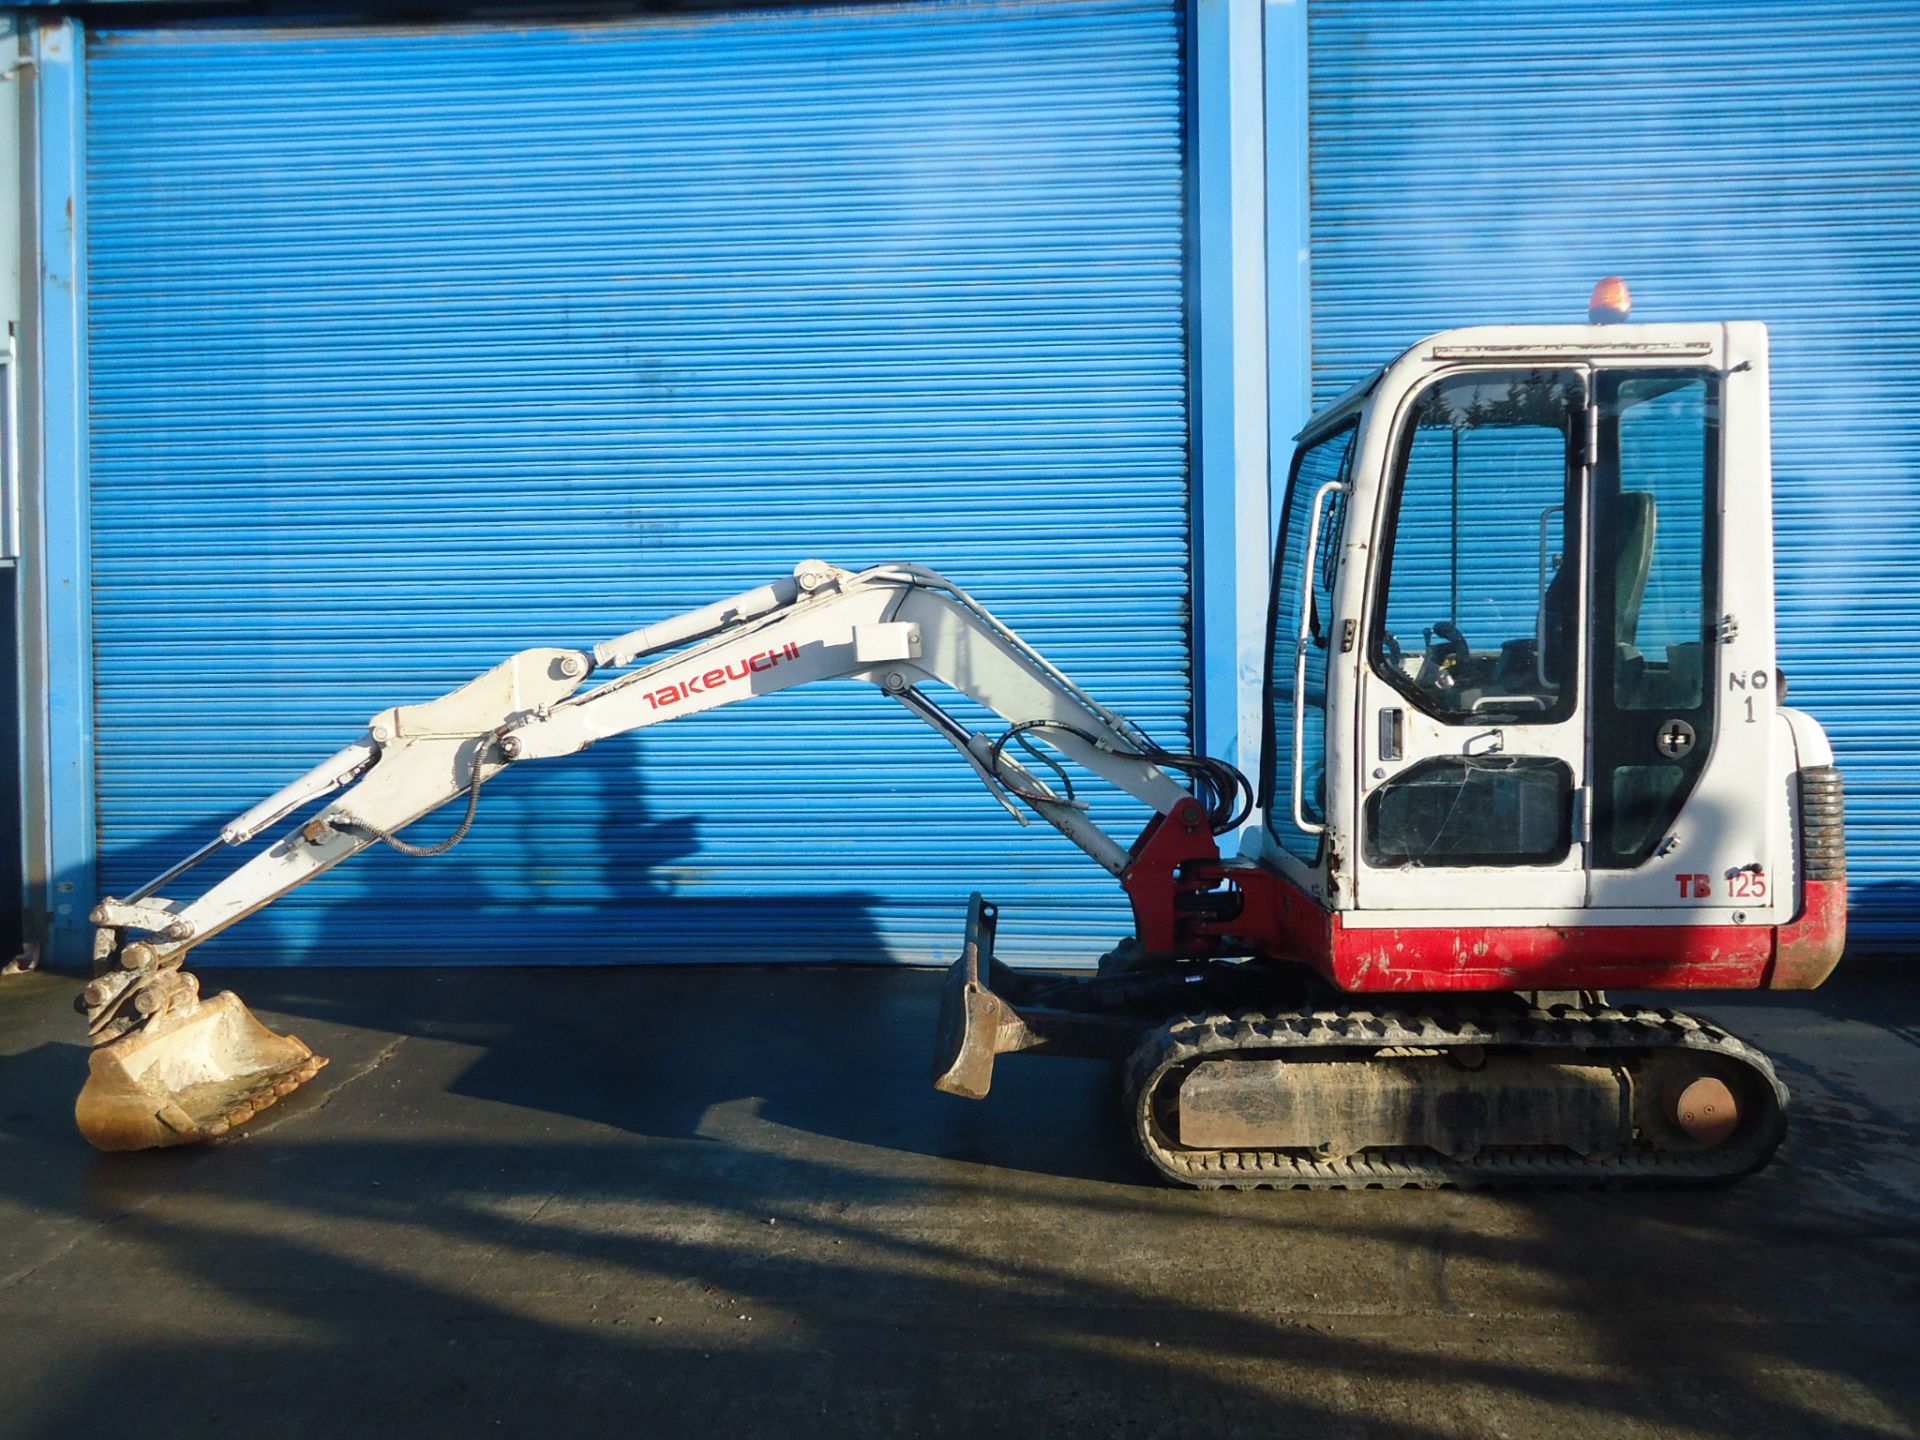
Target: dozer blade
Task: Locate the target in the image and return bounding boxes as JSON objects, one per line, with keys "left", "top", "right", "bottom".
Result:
{"left": 932, "top": 894, "right": 1033, "bottom": 1099}
{"left": 76, "top": 990, "right": 328, "bottom": 1151}
{"left": 932, "top": 961, "right": 1008, "bottom": 1100}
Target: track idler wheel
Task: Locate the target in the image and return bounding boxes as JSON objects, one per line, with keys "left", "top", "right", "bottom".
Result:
{"left": 1668, "top": 1076, "right": 1740, "bottom": 1145}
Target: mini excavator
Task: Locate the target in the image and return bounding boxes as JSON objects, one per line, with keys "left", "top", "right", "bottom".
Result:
{"left": 75, "top": 289, "right": 1847, "bottom": 1187}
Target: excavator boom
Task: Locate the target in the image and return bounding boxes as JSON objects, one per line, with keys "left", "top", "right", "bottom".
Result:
{"left": 76, "top": 560, "right": 1244, "bottom": 1151}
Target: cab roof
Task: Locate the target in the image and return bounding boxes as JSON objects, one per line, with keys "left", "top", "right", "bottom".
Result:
{"left": 1292, "top": 321, "right": 1736, "bottom": 444}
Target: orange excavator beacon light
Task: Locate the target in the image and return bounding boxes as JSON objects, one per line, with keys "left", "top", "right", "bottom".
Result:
{"left": 1589, "top": 276, "right": 1632, "bottom": 324}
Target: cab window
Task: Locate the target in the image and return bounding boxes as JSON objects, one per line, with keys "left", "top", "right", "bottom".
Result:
{"left": 1264, "top": 421, "right": 1355, "bottom": 860}
{"left": 1589, "top": 371, "right": 1720, "bottom": 867}
{"left": 1372, "top": 370, "right": 1583, "bottom": 724}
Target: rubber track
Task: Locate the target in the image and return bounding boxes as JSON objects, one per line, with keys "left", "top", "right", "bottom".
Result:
{"left": 1125, "top": 1002, "right": 1788, "bottom": 1190}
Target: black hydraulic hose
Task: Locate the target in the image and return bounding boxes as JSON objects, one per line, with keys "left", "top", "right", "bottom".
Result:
{"left": 987, "top": 719, "right": 1253, "bottom": 835}
{"left": 328, "top": 736, "right": 493, "bottom": 858}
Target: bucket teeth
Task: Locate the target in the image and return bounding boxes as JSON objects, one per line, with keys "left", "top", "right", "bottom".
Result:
{"left": 198, "top": 1057, "right": 329, "bottom": 1136}
{"left": 75, "top": 990, "right": 329, "bottom": 1151}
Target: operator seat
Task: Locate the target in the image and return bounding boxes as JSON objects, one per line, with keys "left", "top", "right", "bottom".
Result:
{"left": 1611, "top": 490, "right": 1657, "bottom": 652}
{"left": 1539, "top": 489, "right": 1657, "bottom": 685}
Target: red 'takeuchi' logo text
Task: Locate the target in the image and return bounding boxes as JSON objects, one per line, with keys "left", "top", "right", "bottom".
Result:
{"left": 644, "top": 642, "right": 801, "bottom": 711}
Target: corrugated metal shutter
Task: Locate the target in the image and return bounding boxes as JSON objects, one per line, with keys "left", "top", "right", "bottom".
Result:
{"left": 84, "top": 0, "right": 1191, "bottom": 965}
{"left": 1308, "top": 0, "right": 1920, "bottom": 950}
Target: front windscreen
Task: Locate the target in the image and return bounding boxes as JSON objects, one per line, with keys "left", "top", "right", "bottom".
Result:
{"left": 1371, "top": 369, "right": 1583, "bottom": 725}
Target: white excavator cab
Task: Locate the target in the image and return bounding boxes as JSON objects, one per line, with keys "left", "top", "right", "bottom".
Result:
{"left": 1251, "top": 317, "right": 1836, "bottom": 995}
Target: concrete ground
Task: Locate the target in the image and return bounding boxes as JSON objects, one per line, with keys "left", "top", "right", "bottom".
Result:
{"left": 2, "top": 962, "right": 1917, "bottom": 1440}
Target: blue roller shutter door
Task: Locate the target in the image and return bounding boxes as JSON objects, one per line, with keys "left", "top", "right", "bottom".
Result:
{"left": 84, "top": 0, "right": 1192, "bottom": 964}
{"left": 1308, "top": 0, "right": 1920, "bottom": 950}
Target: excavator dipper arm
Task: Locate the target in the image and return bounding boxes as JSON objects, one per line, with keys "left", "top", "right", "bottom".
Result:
{"left": 76, "top": 561, "right": 1237, "bottom": 1151}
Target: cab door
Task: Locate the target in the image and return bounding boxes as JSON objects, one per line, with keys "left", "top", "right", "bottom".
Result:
{"left": 1350, "top": 367, "right": 1591, "bottom": 912}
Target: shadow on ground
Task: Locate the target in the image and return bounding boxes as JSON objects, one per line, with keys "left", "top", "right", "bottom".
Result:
{"left": 2, "top": 964, "right": 1917, "bottom": 1440}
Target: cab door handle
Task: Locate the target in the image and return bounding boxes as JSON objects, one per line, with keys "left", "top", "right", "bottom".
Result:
{"left": 1378, "top": 707, "right": 1404, "bottom": 762}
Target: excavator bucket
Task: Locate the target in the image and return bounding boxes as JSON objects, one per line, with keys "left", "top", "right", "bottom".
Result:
{"left": 75, "top": 990, "right": 327, "bottom": 1151}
